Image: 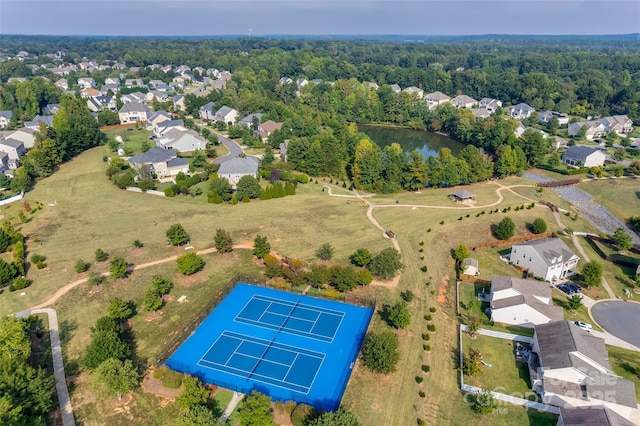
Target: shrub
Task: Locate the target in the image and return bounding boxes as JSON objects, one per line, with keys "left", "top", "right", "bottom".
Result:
{"left": 284, "top": 401, "right": 296, "bottom": 414}
{"left": 152, "top": 275, "right": 172, "bottom": 295}
{"left": 494, "top": 217, "right": 515, "bottom": 240}
{"left": 531, "top": 218, "right": 547, "bottom": 234}
{"left": 421, "top": 365, "right": 430, "bottom": 373}
{"left": 419, "top": 241, "right": 424, "bottom": 246}
{"left": 75, "top": 259, "right": 89, "bottom": 273}
{"left": 425, "top": 345, "right": 431, "bottom": 351}
{"left": 109, "top": 257, "right": 128, "bottom": 279}
{"left": 422, "top": 333, "right": 430, "bottom": 341}
{"left": 95, "top": 248, "right": 108, "bottom": 262}
{"left": 418, "top": 420, "right": 426, "bottom": 426}
{"left": 30, "top": 253, "right": 47, "bottom": 269}
{"left": 420, "top": 265, "right": 428, "bottom": 272}
{"left": 290, "top": 403, "right": 316, "bottom": 426}
{"left": 153, "top": 366, "right": 169, "bottom": 379}
{"left": 177, "top": 252, "right": 205, "bottom": 275}
{"left": 401, "top": 290, "right": 415, "bottom": 302}
{"left": 429, "top": 307, "right": 436, "bottom": 313}
{"left": 133, "top": 240, "right": 143, "bottom": 248}
{"left": 9, "top": 277, "right": 30, "bottom": 292}
{"left": 427, "top": 324, "right": 436, "bottom": 332}
{"left": 88, "top": 272, "right": 104, "bottom": 286}
{"left": 424, "top": 314, "right": 432, "bottom": 321}
{"left": 419, "top": 391, "right": 426, "bottom": 398}
{"left": 161, "top": 370, "right": 183, "bottom": 389}
{"left": 415, "top": 376, "right": 424, "bottom": 383}
{"left": 426, "top": 228, "right": 431, "bottom": 232}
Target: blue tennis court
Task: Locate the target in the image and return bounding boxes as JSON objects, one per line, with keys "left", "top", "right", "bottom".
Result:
{"left": 166, "top": 284, "right": 373, "bottom": 411}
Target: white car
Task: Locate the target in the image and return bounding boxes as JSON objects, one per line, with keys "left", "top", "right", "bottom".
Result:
{"left": 574, "top": 321, "right": 593, "bottom": 333}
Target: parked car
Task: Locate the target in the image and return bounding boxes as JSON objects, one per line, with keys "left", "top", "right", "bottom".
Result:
{"left": 565, "top": 282, "right": 582, "bottom": 293}
{"left": 558, "top": 284, "right": 575, "bottom": 295}
{"left": 574, "top": 321, "right": 593, "bottom": 332}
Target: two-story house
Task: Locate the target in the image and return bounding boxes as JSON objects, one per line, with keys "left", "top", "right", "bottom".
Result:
{"left": 128, "top": 147, "right": 189, "bottom": 179}
{"left": 510, "top": 238, "right": 579, "bottom": 282}
{"left": 118, "top": 103, "right": 151, "bottom": 124}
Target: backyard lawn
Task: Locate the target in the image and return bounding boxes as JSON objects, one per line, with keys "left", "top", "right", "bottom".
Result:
{"left": 103, "top": 127, "right": 153, "bottom": 155}
{"left": 608, "top": 345, "right": 640, "bottom": 402}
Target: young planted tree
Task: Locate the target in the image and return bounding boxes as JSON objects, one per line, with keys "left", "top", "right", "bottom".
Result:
{"left": 238, "top": 390, "right": 274, "bottom": 426}
{"left": 530, "top": 218, "right": 547, "bottom": 234}
{"left": 581, "top": 261, "right": 603, "bottom": 287}
{"left": 350, "top": 248, "right": 372, "bottom": 267}
{"left": 166, "top": 223, "right": 190, "bottom": 246}
{"left": 316, "top": 243, "right": 335, "bottom": 261}
{"left": 178, "top": 406, "right": 219, "bottom": 426}
{"left": 386, "top": 300, "right": 411, "bottom": 329}
{"left": 361, "top": 330, "right": 400, "bottom": 374}
{"left": 83, "top": 317, "right": 131, "bottom": 370}
{"left": 109, "top": 257, "right": 128, "bottom": 279}
{"left": 493, "top": 217, "right": 516, "bottom": 240}
{"left": 93, "top": 358, "right": 138, "bottom": 400}
{"left": 143, "top": 289, "right": 163, "bottom": 312}
{"left": 176, "top": 375, "right": 210, "bottom": 410}
{"left": 252, "top": 235, "right": 271, "bottom": 259}
{"left": 151, "top": 275, "right": 172, "bottom": 295}
{"left": 452, "top": 244, "right": 470, "bottom": 263}
{"left": 177, "top": 252, "right": 205, "bottom": 275}
{"left": 566, "top": 294, "right": 583, "bottom": 311}
{"left": 308, "top": 408, "right": 361, "bottom": 426}
{"left": 107, "top": 298, "right": 133, "bottom": 322}
{"left": 462, "top": 347, "right": 483, "bottom": 376}
{"left": 214, "top": 228, "right": 233, "bottom": 254}
{"left": 612, "top": 228, "right": 633, "bottom": 251}
{"left": 95, "top": 248, "right": 109, "bottom": 262}
{"left": 75, "top": 259, "right": 90, "bottom": 273}
{"left": 472, "top": 389, "right": 498, "bottom": 414}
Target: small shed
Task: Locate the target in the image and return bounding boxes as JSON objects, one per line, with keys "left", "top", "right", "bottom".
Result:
{"left": 451, "top": 190, "right": 475, "bottom": 202}
{"left": 462, "top": 258, "right": 479, "bottom": 276}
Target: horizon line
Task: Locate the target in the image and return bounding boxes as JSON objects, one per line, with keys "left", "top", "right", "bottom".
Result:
{"left": 2, "top": 33, "right": 639, "bottom": 37}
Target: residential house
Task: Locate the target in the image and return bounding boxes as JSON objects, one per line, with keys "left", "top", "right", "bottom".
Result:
{"left": 155, "top": 83, "right": 173, "bottom": 92}
{"left": 87, "top": 95, "right": 116, "bottom": 112}
{"left": 0, "top": 138, "right": 27, "bottom": 169}
{"left": 279, "top": 77, "right": 293, "bottom": 86}
{"left": 214, "top": 106, "right": 239, "bottom": 124}
{"left": 570, "top": 116, "right": 634, "bottom": 139}
{"left": 217, "top": 156, "right": 259, "bottom": 185}
{"left": 558, "top": 406, "right": 635, "bottom": 426}
{"left": 296, "top": 78, "right": 308, "bottom": 88}
{"left": 403, "top": 86, "right": 424, "bottom": 98}
{"left": 156, "top": 129, "right": 206, "bottom": 152}
{"left": 0, "top": 111, "right": 13, "bottom": 129}
{"left": 54, "top": 79, "right": 69, "bottom": 90}
{"left": 451, "top": 95, "right": 478, "bottom": 109}
{"left": 51, "top": 67, "right": 74, "bottom": 76}
{"left": 479, "top": 98, "right": 503, "bottom": 112}
{"left": 77, "top": 77, "right": 96, "bottom": 89}
{"left": 368, "top": 82, "right": 379, "bottom": 90}
{"left": 148, "top": 80, "right": 164, "bottom": 89}
{"left": 24, "top": 115, "right": 54, "bottom": 130}
{"left": 146, "top": 90, "right": 170, "bottom": 103}
{"left": 515, "top": 122, "right": 527, "bottom": 138}
{"left": 238, "top": 113, "right": 263, "bottom": 128}
{"left": 211, "top": 79, "right": 227, "bottom": 91}
{"left": 105, "top": 77, "right": 120, "bottom": 86}
{"left": 199, "top": 102, "right": 216, "bottom": 120}
{"left": 472, "top": 108, "right": 492, "bottom": 119}
{"left": 539, "top": 111, "right": 569, "bottom": 126}
{"left": 124, "top": 79, "right": 144, "bottom": 89}
{"left": 129, "top": 67, "right": 141, "bottom": 74}
{"left": 44, "top": 103, "right": 60, "bottom": 115}
{"left": 389, "top": 84, "right": 401, "bottom": 93}
{"left": 128, "top": 147, "right": 189, "bottom": 179}
{"left": 0, "top": 152, "right": 9, "bottom": 174}
{"left": 529, "top": 321, "right": 637, "bottom": 420}
{"left": 80, "top": 88, "right": 101, "bottom": 99}
{"left": 120, "top": 92, "right": 147, "bottom": 104}
{"left": 489, "top": 275, "right": 563, "bottom": 327}
{"left": 146, "top": 111, "right": 172, "bottom": 131}
{"left": 5, "top": 127, "right": 36, "bottom": 149}
{"left": 154, "top": 119, "right": 185, "bottom": 137}
{"left": 173, "top": 95, "right": 186, "bottom": 112}
{"left": 219, "top": 71, "right": 232, "bottom": 81}
{"left": 508, "top": 103, "right": 535, "bottom": 119}
{"left": 425, "top": 91, "right": 451, "bottom": 109}
{"left": 562, "top": 146, "right": 607, "bottom": 168}
{"left": 257, "top": 120, "right": 283, "bottom": 140}
{"left": 510, "top": 238, "right": 579, "bottom": 282}
{"left": 118, "top": 103, "right": 151, "bottom": 124}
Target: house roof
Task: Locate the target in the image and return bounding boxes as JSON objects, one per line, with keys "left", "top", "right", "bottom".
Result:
{"left": 513, "top": 237, "right": 578, "bottom": 267}
{"left": 215, "top": 105, "right": 235, "bottom": 118}
{"left": 119, "top": 103, "right": 150, "bottom": 114}
{"left": 451, "top": 190, "right": 474, "bottom": 199}
{"left": 564, "top": 145, "right": 605, "bottom": 161}
{"left": 157, "top": 119, "right": 184, "bottom": 129}
{"left": 166, "top": 157, "right": 189, "bottom": 168}
{"left": 452, "top": 95, "right": 477, "bottom": 105}
{"left": 147, "top": 111, "right": 171, "bottom": 122}
{"left": 199, "top": 101, "right": 216, "bottom": 112}
{"left": 491, "top": 275, "right": 551, "bottom": 297}
{"left": 559, "top": 406, "right": 635, "bottom": 426}
{"left": 259, "top": 120, "right": 282, "bottom": 133}
{"left": 462, "top": 258, "right": 478, "bottom": 268}
{"left": 490, "top": 294, "right": 563, "bottom": 321}
{"left": 426, "top": 91, "right": 450, "bottom": 101}
{"left": 509, "top": 103, "right": 534, "bottom": 112}
{"left": 0, "top": 138, "right": 24, "bottom": 149}
{"left": 0, "top": 110, "right": 13, "bottom": 119}
{"left": 240, "top": 113, "right": 263, "bottom": 125}
{"left": 389, "top": 84, "right": 401, "bottom": 92}
{"left": 535, "top": 320, "right": 610, "bottom": 371}
{"left": 218, "top": 156, "right": 259, "bottom": 175}
{"left": 129, "top": 147, "right": 177, "bottom": 166}
{"left": 472, "top": 108, "right": 492, "bottom": 119}
{"left": 25, "top": 115, "right": 54, "bottom": 127}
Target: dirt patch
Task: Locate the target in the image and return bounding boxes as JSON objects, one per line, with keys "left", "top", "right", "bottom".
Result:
{"left": 272, "top": 403, "right": 294, "bottom": 426}
{"left": 370, "top": 276, "right": 400, "bottom": 289}
{"left": 141, "top": 369, "right": 182, "bottom": 400}
{"left": 174, "top": 274, "right": 203, "bottom": 288}
{"left": 89, "top": 284, "right": 104, "bottom": 295}
{"left": 437, "top": 274, "right": 449, "bottom": 304}
{"left": 145, "top": 311, "right": 163, "bottom": 322}
{"left": 162, "top": 294, "right": 174, "bottom": 303}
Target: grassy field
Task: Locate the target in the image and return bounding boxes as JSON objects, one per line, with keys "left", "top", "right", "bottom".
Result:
{"left": 103, "top": 127, "right": 152, "bottom": 155}
{"left": 9, "top": 145, "right": 640, "bottom": 425}
{"left": 608, "top": 345, "right": 640, "bottom": 402}
{"left": 577, "top": 178, "right": 640, "bottom": 224}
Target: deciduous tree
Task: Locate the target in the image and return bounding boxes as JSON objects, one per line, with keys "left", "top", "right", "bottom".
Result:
{"left": 361, "top": 330, "right": 400, "bottom": 374}
{"left": 166, "top": 224, "right": 190, "bottom": 246}
{"left": 93, "top": 358, "right": 138, "bottom": 400}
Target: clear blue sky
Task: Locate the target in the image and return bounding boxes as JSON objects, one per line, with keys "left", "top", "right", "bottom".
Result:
{"left": 1, "top": 0, "right": 638, "bottom": 36}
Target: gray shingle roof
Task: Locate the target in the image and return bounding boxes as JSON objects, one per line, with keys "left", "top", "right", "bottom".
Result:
{"left": 535, "top": 320, "right": 610, "bottom": 370}
{"left": 0, "top": 110, "right": 13, "bottom": 120}
{"left": 239, "top": 113, "right": 263, "bottom": 125}
{"left": 514, "top": 238, "right": 578, "bottom": 267}
{"left": 0, "top": 138, "right": 25, "bottom": 149}
{"left": 451, "top": 189, "right": 475, "bottom": 199}
{"left": 129, "top": 147, "right": 177, "bottom": 166}
{"left": 166, "top": 157, "right": 189, "bottom": 168}
{"left": 491, "top": 275, "right": 551, "bottom": 297}
{"left": 218, "top": 156, "right": 259, "bottom": 175}
{"left": 560, "top": 406, "right": 635, "bottom": 426}
{"left": 564, "top": 145, "right": 603, "bottom": 160}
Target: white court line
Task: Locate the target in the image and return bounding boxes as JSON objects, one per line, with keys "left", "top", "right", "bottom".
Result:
{"left": 252, "top": 294, "right": 345, "bottom": 316}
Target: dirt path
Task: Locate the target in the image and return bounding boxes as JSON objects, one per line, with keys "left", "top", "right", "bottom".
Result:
{"left": 29, "top": 244, "right": 253, "bottom": 310}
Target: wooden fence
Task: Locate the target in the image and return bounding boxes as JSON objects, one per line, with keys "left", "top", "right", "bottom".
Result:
{"left": 459, "top": 274, "right": 491, "bottom": 285}
{"left": 468, "top": 232, "right": 554, "bottom": 251}
{"left": 537, "top": 178, "right": 581, "bottom": 188}
{"left": 585, "top": 235, "right": 640, "bottom": 269}
{"left": 539, "top": 200, "right": 559, "bottom": 213}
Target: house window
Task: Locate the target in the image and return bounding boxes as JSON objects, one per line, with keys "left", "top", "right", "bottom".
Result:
{"left": 523, "top": 254, "right": 526, "bottom": 258}
{"left": 516, "top": 260, "right": 519, "bottom": 265}
{"left": 529, "top": 257, "right": 532, "bottom": 261}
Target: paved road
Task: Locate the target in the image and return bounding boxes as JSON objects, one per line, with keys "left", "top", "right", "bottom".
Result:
{"left": 18, "top": 308, "right": 76, "bottom": 426}
{"left": 591, "top": 300, "right": 640, "bottom": 349}
{"left": 211, "top": 131, "right": 244, "bottom": 164}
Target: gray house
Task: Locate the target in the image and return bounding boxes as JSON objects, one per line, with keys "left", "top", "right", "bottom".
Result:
{"left": 558, "top": 406, "right": 635, "bottom": 426}
{"left": 128, "top": 147, "right": 189, "bottom": 179}
{"left": 217, "top": 156, "right": 259, "bottom": 185}
{"left": 508, "top": 103, "right": 535, "bottom": 119}
{"left": 562, "top": 146, "right": 607, "bottom": 168}
{"left": 0, "top": 110, "right": 13, "bottom": 129}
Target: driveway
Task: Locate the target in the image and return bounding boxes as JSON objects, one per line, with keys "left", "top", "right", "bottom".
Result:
{"left": 212, "top": 131, "right": 244, "bottom": 164}
{"left": 591, "top": 300, "right": 640, "bottom": 349}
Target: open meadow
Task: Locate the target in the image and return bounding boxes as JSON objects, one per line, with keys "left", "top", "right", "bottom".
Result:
{"left": 2, "top": 144, "right": 636, "bottom": 425}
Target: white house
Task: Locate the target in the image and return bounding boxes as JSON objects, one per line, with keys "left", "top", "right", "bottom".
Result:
{"left": 0, "top": 111, "right": 13, "bottom": 129}
{"left": 529, "top": 321, "right": 637, "bottom": 420}
{"left": 478, "top": 98, "right": 502, "bottom": 112}
{"left": 389, "top": 84, "right": 401, "bottom": 93}
{"left": 214, "top": 106, "right": 239, "bottom": 124}
{"left": 0, "top": 138, "right": 26, "bottom": 169}
{"left": 508, "top": 103, "right": 535, "bottom": 119}
{"left": 539, "top": 111, "right": 569, "bottom": 126}
{"left": 77, "top": 77, "right": 96, "bottom": 89}
{"left": 217, "top": 156, "right": 259, "bottom": 185}
{"left": 128, "top": 147, "right": 189, "bottom": 179}
{"left": 403, "top": 86, "right": 424, "bottom": 98}
{"left": 154, "top": 119, "right": 185, "bottom": 137}
{"left": 451, "top": 95, "right": 478, "bottom": 109}
{"left": 173, "top": 95, "right": 186, "bottom": 112}
{"left": 562, "top": 146, "right": 607, "bottom": 168}
{"left": 156, "top": 129, "right": 206, "bottom": 152}
{"left": 199, "top": 102, "right": 216, "bottom": 120}
{"left": 569, "top": 115, "right": 634, "bottom": 140}
{"left": 461, "top": 258, "right": 478, "bottom": 276}
{"left": 5, "top": 127, "right": 36, "bottom": 149}
{"left": 489, "top": 275, "right": 563, "bottom": 327}
{"left": 425, "top": 91, "right": 451, "bottom": 109}
{"left": 118, "top": 103, "right": 151, "bottom": 124}
{"left": 510, "top": 238, "right": 579, "bottom": 282}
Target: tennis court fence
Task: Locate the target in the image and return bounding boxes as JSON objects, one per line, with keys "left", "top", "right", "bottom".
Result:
{"left": 156, "top": 274, "right": 377, "bottom": 365}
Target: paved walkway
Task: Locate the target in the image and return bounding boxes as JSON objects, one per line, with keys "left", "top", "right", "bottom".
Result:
{"left": 220, "top": 391, "right": 245, "bottom": 422}
{"left": 17, "top": 308, "right": 75, "bottom": 426}
{"left": 461, "top": 384, "right": 560, "bottom": 414}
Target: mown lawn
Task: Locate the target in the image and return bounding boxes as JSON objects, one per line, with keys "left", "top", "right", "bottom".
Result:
{"left": 577, "top": 177, "right": 640, "bottom": 223}
{"left": 608, "top": 345, "right": 640, "bottom": 402}
{"left": 103, "top": 127, "right": 153, "bottom": 155}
